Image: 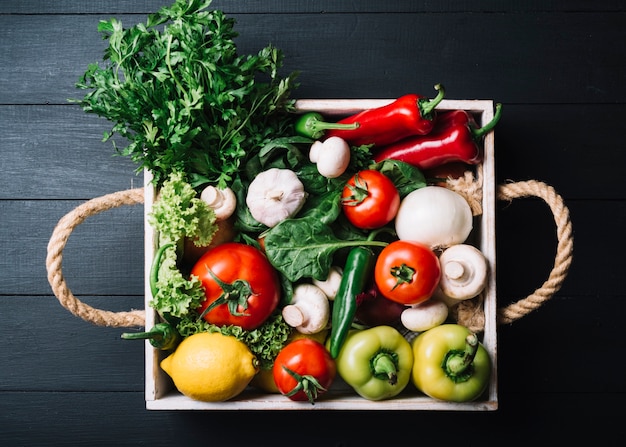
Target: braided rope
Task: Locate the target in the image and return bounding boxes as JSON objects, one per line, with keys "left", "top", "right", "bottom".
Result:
{"left": 46, "top": 188, "right": 146, "bottom": 328}
{"left": 495, "top": 180, "right": 574, "bottom": 325}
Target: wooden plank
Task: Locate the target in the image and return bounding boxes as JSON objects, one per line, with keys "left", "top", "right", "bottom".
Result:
{"left": 2, "top": 12, "right": 626, "bottom": 105}
{"left": 1, "top": 296, "right": 145, "bottom": 392}
{"left": 0, "top": 391, "right": 621, "bottom": 444}
{"left": 0, "top": 105, "right": 143, "bottom": 200}
{"left": 2, "top": 0, "right": 626, "bottom": 14}
{"left": 0, "top": 200, "right": 144, "bottom": 295}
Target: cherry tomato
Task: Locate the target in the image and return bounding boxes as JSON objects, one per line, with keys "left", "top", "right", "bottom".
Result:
{"left": 374, "top": 240, "right": 441, "bottom": 305}
{"left": 273, "top": 338, "right": 336, "bottom": 404}
{"left": 191, "top": 242, "right": 280, "bottom": 330}
{"left": 341, "top": 170, "right": 400, "bottom": 229}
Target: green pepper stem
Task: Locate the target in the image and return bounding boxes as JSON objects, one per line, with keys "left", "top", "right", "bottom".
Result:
{"left": 121, "top": 323, "right": 181, "bottom": 350}
{"left": 371, "top": 352, "right": 398, "bottom": 385}
{"left": 296, "top": 112, "right": 360, "bottom": 139}
{"left": 471, "top": 103, "right": 503, "bottom": 139}
{"left": 444, "top": 333, "right": 479, "bottom": 380}
{"left": 419, "top": 83, "right": 445, "bottom": 117}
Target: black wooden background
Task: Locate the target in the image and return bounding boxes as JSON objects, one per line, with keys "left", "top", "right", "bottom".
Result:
{"left": 1, "top": 1, "right": 622, "bottom": 445}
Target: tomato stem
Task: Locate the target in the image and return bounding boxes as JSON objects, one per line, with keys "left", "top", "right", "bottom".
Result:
{"left": 390, "top": 263, "right": 416, "bottom": 290}
{"left": 282, "top": 365, "right": 327, "bottom": 405}
{"left": 341, "top": 172, "right": 369, "bottom": 207}
{"left": 197, "top": 267, "right": 255, "bottom": 320}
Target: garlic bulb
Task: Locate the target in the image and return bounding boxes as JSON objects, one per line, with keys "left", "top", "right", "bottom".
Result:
{"left": 245, "top": 168, "right": 308, "bottom": 228}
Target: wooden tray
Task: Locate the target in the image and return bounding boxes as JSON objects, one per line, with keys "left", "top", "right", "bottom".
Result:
{"left": 143, "top": 99, "right": 499, "bottom": 411}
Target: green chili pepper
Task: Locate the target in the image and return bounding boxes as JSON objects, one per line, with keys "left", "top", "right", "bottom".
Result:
{"left": 334, "top": 325, "right": 414, "bottom": 401}
{"left": 411, "top": 324, "right": 491, "bottom": 402}
{"left": 149, "top": 242, "right": 174, "bottom": 297}
{"left": 294, "top": 112, "right": 360, "bottom": 139}
{"left": 121, "top": 322, "right": 182, "bottom": 351}
{"left": 328, "top": 246, "right": 375, "bottom": 359}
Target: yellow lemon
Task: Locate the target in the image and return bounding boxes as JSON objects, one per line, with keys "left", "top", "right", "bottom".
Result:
{"left": 161, "top": 332, "right": 258, "bottom": 402}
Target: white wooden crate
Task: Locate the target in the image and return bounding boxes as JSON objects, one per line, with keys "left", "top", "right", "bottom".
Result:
{"left": 143, "top": 99, "right": 498, "bottom": 411}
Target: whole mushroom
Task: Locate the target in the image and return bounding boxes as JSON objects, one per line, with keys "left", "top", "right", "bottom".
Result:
{"left": 281, "top": 284, "right": 330, "bottom": 335}
{"left": 438, "top": 244, "right": 488, "bottom": 301}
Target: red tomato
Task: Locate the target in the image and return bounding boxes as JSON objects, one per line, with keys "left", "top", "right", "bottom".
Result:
{"left": 374, "top": 240, "right": 441, "bottom": 305}
{"left": 341, "top": 170, "right": 400, "bottom": 229}
{"left": 273, "top": 338, "right": 336, "bottom": 404}
{"left": 191, "top": 242, "right": 280, "bottom": 330}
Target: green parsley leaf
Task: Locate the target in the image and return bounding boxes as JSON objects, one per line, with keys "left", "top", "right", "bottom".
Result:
{"left": 73, "top": 0, "right": 298, "bottom": 188}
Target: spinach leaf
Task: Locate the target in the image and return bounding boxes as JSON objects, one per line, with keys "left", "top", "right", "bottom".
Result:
{"left": 371, "top": 159, "right": 427, "bottom": 197}
{"left": 264, "top": 215, "right": 387, "bottom": 283}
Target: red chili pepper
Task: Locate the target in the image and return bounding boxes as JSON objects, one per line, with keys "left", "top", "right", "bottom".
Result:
{"left": 324, "top": 84, "right": 445, "bottom": 147}
{"left": 372, "top": 103, "right": 502, "bottom": 170}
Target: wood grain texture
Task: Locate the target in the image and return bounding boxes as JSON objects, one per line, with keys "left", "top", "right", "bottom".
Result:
{"left": 0, "top": 0, "right": 621, "bottom": 444}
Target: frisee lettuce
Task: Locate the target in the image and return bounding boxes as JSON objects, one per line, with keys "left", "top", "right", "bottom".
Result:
{"left": 176, "top": 313, "right": 292, "bottom": 370}
{"left": 148, "top": 171, "right": 217, "bottom": 318}
{"left": 148, "top": 171, "right": 217, "bottom": 246}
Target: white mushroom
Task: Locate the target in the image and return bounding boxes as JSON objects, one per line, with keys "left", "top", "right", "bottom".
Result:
{"left": 245, "top": 168, "right": 308, "bottom": 227}
{"left": 400, "top": 298, "right": 449, "bottom": 333}
{"left": 312, "top": 266, "right": 343, "bottom": 300}
{"left": 281, "top": 284, "right": 330, "bottom": 334}
{"left": 309, "top": 136, "right": 351, "bottom": 178}
{"left": 200, "top": 185, "right": 237, "bottom": 221}
{"left": 438, "top": 244, "right": 488, "bottom": 300}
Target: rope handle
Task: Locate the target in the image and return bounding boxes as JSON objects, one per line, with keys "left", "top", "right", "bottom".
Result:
{"left": 46, "top": 188, "right": 146, "bottom": 328}
{"left": 46, "top": 180, "right": 573, "bottom": 329}
{"left": 495, "top": 180, "right": 574, "bottom": 324}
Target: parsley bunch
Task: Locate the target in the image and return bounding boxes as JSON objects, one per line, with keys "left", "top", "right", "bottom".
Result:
{"left": 74, "top": 0, "right": 298, "bottom": 188}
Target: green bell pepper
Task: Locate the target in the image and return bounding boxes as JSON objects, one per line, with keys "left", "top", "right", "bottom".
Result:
{"left": 334, "top": 325, "right": 413, "bottom": 401}
{"left": 411, "top": 324, "right": 491, "bottom": 402}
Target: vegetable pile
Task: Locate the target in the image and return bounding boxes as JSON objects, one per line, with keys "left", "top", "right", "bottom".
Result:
{"left": 77, "top": 0, "right": 501, "bottom": 405}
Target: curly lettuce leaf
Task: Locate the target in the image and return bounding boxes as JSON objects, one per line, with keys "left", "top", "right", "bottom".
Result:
{"left": 176, "top": 313, "right": 292, "bottom": 370}
{"left": 148, "top": 171, "right": 217, "bottom": 246}
{"left": 150, "top": 245, "right": 206, "bottom": 318}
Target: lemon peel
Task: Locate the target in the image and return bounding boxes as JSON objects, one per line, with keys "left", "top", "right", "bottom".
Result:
{"left": 161, "top": 332, "right": 258, "bottom": 402}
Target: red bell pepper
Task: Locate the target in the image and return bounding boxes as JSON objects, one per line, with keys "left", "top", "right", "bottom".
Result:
{"left": 372, "top": 103, "right": 502, "bottom": 170}
{"left": 324, "top": 84, "right": 445, "bottom": 147}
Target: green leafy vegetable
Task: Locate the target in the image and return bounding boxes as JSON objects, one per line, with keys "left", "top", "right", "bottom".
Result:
{"left": 177, "top": 313, "right": 292, "bottom": 370}
{"left": 263, "top": 215, "right": 388, "bottom": 283}
{"left": 73, "top": 0, "right": 299, "bottom": 188}
{"left": 151, "top": 245, "right": 207, "bottom": 318}
{"left": 371, "top": 159, "right": 427, "bottom": 198}
{"left": 148, "top": 171, "right": 217, "bottom": 246}
{"left": 147, "top": 172, "right": 218, "bottom": 318}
